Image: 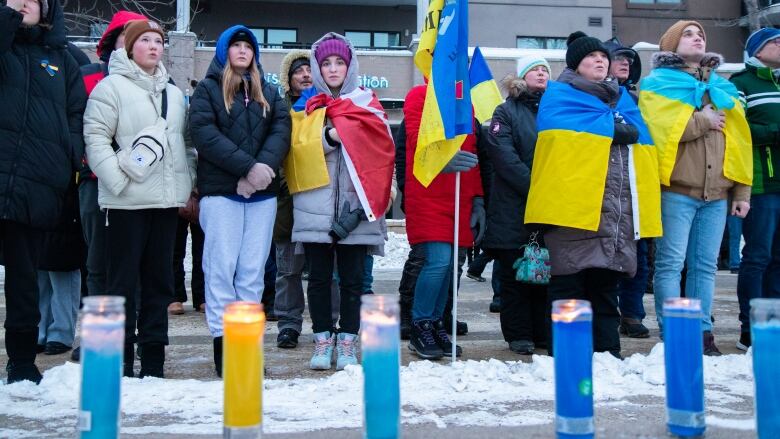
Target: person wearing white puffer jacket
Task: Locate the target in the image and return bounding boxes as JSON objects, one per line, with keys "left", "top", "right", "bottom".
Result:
{"left": 83, "top": 20, "right": 197, "bottom": 379}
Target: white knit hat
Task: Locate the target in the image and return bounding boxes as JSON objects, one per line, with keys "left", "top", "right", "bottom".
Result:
{"left": 516, "top": 55, "right": 551, "bottom": 79}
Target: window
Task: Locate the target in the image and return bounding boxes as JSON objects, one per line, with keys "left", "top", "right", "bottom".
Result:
{"left": 90, "top": 23, "right": 108, "bottom": 39}
{"left": 628, "top": 0, "right": 681, "bottom": 3}
{"left": 345, "top": 31, "right": 401, "bottom": 49}
{"left": 516, "top": 36, "right": 567, "bottom": 50}
{"left": 249, "top": 27, "right": 298, "bottom": 48}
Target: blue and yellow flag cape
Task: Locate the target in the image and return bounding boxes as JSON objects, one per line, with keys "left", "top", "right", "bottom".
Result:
{"left": 284, "top": 88, "right": 329, "bottom": 194}
{"left": 525, "top": 81, "right": 662, "bottom": 238}
{"left": 639, "top": 68, "right": 752, "bottom": 186}
{"left": 469, "top": 46, "right": 503, "bottom": 124}
{"left": 413, "top": 0, "right": 472, "bottom": 187}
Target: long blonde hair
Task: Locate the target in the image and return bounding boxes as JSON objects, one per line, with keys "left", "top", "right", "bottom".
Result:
{"left": 221, "top": 58, "right": 270, "bottom": 114}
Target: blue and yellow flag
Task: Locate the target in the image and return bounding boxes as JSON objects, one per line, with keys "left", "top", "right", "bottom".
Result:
{"left": 639, "top": 68, "right": 752, "bottom": 186}
{"left": 469, "top": 46, "right": 503, "bottom": 124}
{"left": 525, "top": 81, "right": 662, "bottom": 237}
{"left": 284, "top": 87, "right": 329, "bottom": 194}
{"left": 413, "top": 0, "right": 473, "bottom": 187}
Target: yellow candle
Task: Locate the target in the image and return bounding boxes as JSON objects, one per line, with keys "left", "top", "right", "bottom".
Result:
{"left": 223, "top": 302, "right": 265, "bottom": 432}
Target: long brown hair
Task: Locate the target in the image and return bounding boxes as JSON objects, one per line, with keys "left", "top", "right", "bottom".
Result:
{"left": 221, "top": 54, "right": 270, "bottom": 114}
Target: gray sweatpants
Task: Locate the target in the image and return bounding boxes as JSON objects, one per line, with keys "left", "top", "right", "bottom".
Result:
{"left": 274, "top": 240, "right": 339, "bottom": 333}
{"left": 37, "top": 269, "right": 82, "bottom": 346}
{"left": 200, "top": 196, "right": 276, "bottom": 337}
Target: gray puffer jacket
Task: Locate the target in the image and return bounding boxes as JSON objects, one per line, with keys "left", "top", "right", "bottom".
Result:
{"left": 544, "top": 69, "right": 639, "bottom": 277}
{"left": 291, "top": 33, "right": 386, "bottom": 252}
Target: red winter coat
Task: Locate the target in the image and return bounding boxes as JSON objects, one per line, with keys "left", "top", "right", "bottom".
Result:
{"left": 403, "top": 85, "right": 483, "bottom": 246}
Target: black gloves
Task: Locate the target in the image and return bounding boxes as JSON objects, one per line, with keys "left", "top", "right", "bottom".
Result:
{"left": 441, "top": 150, "right": 478, "bottom": 174}
{"left": 613, "top": 121, "right": 639, "bottom": 146}
{"left": 470, "top": 197, "right": 486, "bottom": 246}
{"left": 330, "top": 201, "right": 366, "bottom": 241}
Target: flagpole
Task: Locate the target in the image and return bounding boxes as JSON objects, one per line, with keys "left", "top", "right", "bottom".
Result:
{"left": 451, "top": 171, "right": 460, "bottom": 365}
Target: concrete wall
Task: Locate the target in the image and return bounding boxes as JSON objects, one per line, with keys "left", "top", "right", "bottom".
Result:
{"left": 612, "top": 0, "right": 747, "bottom": 62}
{"left": 470, "top": 0, "right": 613, "bottom": 47}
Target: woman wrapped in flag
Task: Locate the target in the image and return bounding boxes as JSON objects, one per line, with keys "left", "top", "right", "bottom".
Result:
{"left": 524, "top": 32, "right": 662, "bottom": 358}
{"left": 640, "top": 21, "right": 753, "bottom": 356}
{"left": 287, "top": 33, "right": 395, "bottom": 370}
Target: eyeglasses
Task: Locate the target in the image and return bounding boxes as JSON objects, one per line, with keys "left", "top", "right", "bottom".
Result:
{"left": 613, "top": 54, "right": 634, "bottom": 65}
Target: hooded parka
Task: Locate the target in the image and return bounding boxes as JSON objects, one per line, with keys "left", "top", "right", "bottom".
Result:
{"left": 0, "top": 2, "right": 86, "bottom": 230}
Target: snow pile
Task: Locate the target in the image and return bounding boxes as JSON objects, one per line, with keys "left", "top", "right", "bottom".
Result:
{"left": 374, "top": 232, "right": 410, "bottom": 270}
{"left": 0, "top": 345, "right": 755, "bottom": 436}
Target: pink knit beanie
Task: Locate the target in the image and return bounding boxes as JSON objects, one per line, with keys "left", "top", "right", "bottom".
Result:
{"left": 315, "top": 37, "right": 352, "bottom": 67}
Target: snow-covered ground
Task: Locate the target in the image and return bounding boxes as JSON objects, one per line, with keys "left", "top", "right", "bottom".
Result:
{"left": 0, "top": 345, "right": 756, "bottom": 437}
{"left": 374, "top": 232, "right": 411, "bottom": 270}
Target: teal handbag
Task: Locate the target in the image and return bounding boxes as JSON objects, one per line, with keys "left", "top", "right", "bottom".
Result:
{"left": 512, "top": 232, "right": 551, "bottom": 285}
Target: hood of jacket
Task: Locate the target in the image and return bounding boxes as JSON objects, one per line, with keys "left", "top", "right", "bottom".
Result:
{"left": 501, "top": 75, "right": 543, "bottom": 109}
{"left": 108, "top": 48, "right": 169, "bottom": 95}
{"left": 97, "top": 11, "right": 147, "bottom": 61}
{"left": 651, "top": 51, "right": 724, "bottom": 70}
{"left": 214, "top": 25, "right": 262, "bottom": 70}
{"left": 15, "top": 0, "right": 66, "bottom": 48}
{"left": 310, "top": 32, "right": 360, "bottom": 97}
{"left": 603, "top": 40, "right": 642, "bottom": 86}
{"left": 280, "top": 49, "right": 311, "bottom": 95}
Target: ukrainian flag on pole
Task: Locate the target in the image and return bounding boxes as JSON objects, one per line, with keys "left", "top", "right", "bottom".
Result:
{"left": 469, "top": 46, "right": 503, "bottom": 124}
{"left": 413, "top": 0, "right": 473, "bottom": 187}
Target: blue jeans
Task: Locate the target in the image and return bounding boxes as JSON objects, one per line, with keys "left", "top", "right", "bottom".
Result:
{"left": 37, "top": 270, "right": 82, "bottom": 346}
{"left": 618, "top": 239, "right": 649, "bottom": 320}
{"left": 737, "top": 193, "right": 780, "bottom": 332}
{"left": 727, "top": 215, "right": 743, "bottom": 270}
{"left": 654, "top": 192, "right": 727, "bottom": 333}
{"left": 412, "top": 242, "right": 454, "bottom": 322}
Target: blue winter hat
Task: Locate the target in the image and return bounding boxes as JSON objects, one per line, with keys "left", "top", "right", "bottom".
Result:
{"left": 746, "top": 27, "right": 780, "bottom": 58}
{"left": 215, "top": 25, "right": 261, "bottom": 68}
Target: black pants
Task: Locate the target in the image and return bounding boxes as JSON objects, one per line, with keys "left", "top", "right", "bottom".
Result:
{"left": 262, "top": 243, "right": 276, "bottom": 311}
{"left": 78, "top": 179, "right": 107, "bottom": 295}
{"left": 172, "top": 217, "right": 205, "bottom": 308}
{"left": 493, "top": 249, "right": 547, "bottom": 343}
{"left": 1, "top": 221, "right": 44, "bottom": 334}
{"left": 106, "top": 208, "right": 177, "bottom": 346}
{"left": 400, "top": 244, "right": 466, "bottom": 321}
{"left": 304, "top": 243, "right": 366, "bottom": 334}
{"left": 547, "top": 268, "right": 622, "bottom": 356}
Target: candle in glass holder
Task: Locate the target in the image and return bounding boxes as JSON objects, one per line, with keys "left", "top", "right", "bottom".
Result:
{"left": 551, "top": 299, "right": 594, "bottom": 439}
{"left": 223, "top": 302, "right": 265, "bottom": 438}
{"left": 750, "top": 298, "right": 780, "bottom": 438}
{"left": 78, "top": 296, "right": 126, "bottom": 439}
{"left": 360, "top": 295, "right": 401, "bottom": 439}
{"left": 663, "top": 298, "right": 705, "bottom": 437}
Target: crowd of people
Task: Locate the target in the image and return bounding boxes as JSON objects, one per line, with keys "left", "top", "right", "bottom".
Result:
{"left": 1, "top": 0, "right": 778, "bottom": 384}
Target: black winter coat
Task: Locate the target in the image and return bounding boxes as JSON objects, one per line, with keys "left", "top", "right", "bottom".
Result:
{"left": 0, "top": 3, "right": 86, "bottom": 230}
{"left": 39, "top": 177, "right": 86, "bottom": 272}
{"left": 190, "top": 59, "right": 291, "bottom": 197}
{"left": 482, "top": 86, "right": 541, "bottom": 250}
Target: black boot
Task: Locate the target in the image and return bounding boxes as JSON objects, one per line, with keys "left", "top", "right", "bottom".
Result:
{"left": 138, "top": 343, "right": 165, "bottom": 378}
{"left": 5, "top": 329, "right": 42, "bottom": 385}
{"left": 123, "top": 343, "right": 135, "bottom": 378}
{"left": 408, "top": 320, "right": 444, "bottom": 360}
{"left": 433, "top": 319, "right": 462, "bottom": 357}
{"left": 213, "top": 336, "right": 223, "bottom": 378}
{"left": 442, "top": 316, "right": 469, "bottom": 336}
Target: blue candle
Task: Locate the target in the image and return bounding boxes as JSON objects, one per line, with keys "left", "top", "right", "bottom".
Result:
{"left": 552, "top": 299, "right": 594, "bottom": 439}
{"left": 78, "top": 296, "right": 125, "bottom": 439}
{"left": 663, "top": 298, "right": 704, "bottom": 437}
{"left": 750, "top": 298, "right": 780, "bottom": 439}
{"left": 360, "top": 295, "right": 401, "bottom": 439}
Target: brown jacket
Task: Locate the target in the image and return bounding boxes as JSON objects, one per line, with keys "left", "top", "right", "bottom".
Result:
{"left": 652, "top": 52, "right": 751, "bottom": 202}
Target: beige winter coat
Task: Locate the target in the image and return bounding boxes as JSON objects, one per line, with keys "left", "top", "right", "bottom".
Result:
{"left": 84, "top": 49, "right": 196, "bottom": 210}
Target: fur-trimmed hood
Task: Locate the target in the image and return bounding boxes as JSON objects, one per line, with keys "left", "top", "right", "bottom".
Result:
{"left": 279, "top": 49, "right": 311, "bottom": 95}
{"left": 651, "top": 51, "right": 724, "bottom": 70}
{"left": 501, "top": 75, "right": 529, "bottom": 99}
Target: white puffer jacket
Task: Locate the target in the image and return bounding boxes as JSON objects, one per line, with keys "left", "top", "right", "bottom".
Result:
{"left": 84, "top": 49, "right": 196, "bottom": 210}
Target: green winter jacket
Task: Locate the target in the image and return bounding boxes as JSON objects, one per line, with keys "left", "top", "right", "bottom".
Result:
{"left": 730, "top": 62, "right": 780, "bottom": 195}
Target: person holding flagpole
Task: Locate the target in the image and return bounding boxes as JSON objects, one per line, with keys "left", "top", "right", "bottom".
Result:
{"left": 525, "top": 31, "right": 662, "bottom": 358}
{"left": 288, "top": 32, "right": 394, "bottom": 371}
{"left": 484, "top": 55, "right": 551, "bottom": 355}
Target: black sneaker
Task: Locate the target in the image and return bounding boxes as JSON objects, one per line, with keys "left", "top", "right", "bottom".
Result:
{"left": 44, "top": 341, "right": 72, "bottom": 355}
{"left": 433, "top": 319, "right": 462, "bottom": 357}
{"left": 509, "top": 340, "right": 535, "bottom": 355}
{"left": 408, "top": 320, "right": 444, "bottom": 360}
{"left": 466, "top": 272, "right": 486, "bottom": 282}
{"left": 6, "top": 361, "right": 42, "bottom": 385}
{"left": 277, "top": 328, "right": 300, "bottom": 349}
{"left": 619, "top": 318, "right": 650, "bottom": 338}
{"left": 703, "top": 331, "right": 722, "bottom": 357}
{"left": 736, "top": 332, "right": 751, "bottom": 351}
{"left": 443, "top": 318, "right": 468, "bottom": 336}
{"left": 213, "top": 336, "right": 223, "bottom": 377}
{"left": 70, "top": 346, "right": 80, "bottom": 362}
{"left": 489, "top": 296, "right": 501, "bottom": 313}
{"left": 265, "top": 309, "right": 279, "bottom": 322}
